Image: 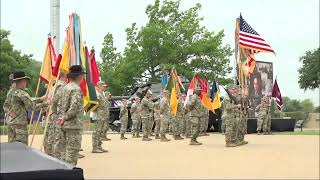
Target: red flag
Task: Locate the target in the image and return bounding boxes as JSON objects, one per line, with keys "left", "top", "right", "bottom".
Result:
{"left": 271, "top": 79, "right": 283, "bottom": 110}
{"left": 89, "top": 48, "right": 100, "bottom": 86}
{"left": 52, "top": 54, "right": 62, "bottom": 77}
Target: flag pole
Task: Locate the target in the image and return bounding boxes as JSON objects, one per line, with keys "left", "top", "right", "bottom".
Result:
{"left": 28, "top": 77, "right": 41, "bottom": 134}
{"left": 39, "top": 73, "right": 61, "bottom": 150}
{"left": 29, "top": 78, "right": 52, "bottom": 147}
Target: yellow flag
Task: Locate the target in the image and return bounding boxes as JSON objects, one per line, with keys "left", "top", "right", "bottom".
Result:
{"left": 201, "top": 93, "right": 214, "bottom": 112}
{"left": 212, "top": 92, "right": 221, "bottom": 110}
{"left": 170, "top": 86, "right": 178, "bottom": 116}
{"left": 39, "top": 43, "right": 53, "bottom": 83}
{"left": 59, "top": 37, "right": 70, "bottom": 73}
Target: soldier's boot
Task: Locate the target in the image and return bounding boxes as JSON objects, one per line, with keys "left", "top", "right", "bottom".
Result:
{"left": 221, "top": 131, "right": 225, "bottom": 135}
{"left": 142, "top": 136, "right": 152, "bottom": 141}
{"left": 98, "top": 146, "right": 109, "bottom": 153}
{"left": 101, "top": 137, "right": 111, "bottom": 141}
{"left": 78, "top": 153, "right": 85, "bottom": 158}
{"left": 189, "top": 139, "right": 202, "bottom": 145}
{"left": 92, "top": 147, "right": 104, "bottom": 153}
{"left": 150, "top": 133, "right": 155, "bottom": 136}
{"left": 120, "top": 133, "right": 128, "bottom": 140}
{"left": 202, "top": 132, "right": 209, "bottom": 136}
{"left": 155, "top": 134, "right": 160, "bottom": 139}
{"left": 267, "top": 131, "right": 272, "bottom": 135}
{"left": 136, "top": 133, "right": 142, "bottom": 138}
{"left": 257, "top": 131, "right": 262, "bottom": 135}
{"left": 160, "top": 135, "right": 171, "bottom": 142}
{"left": 174, "top": 135, "right": 184, "bottom": 140}
{"left": 240, "top": 140, "right": 248, "bottom": 145}
{"left": 225, "top": 142, "right": 238, "bottom": 147}
{"left": 263, "top": 131, "right": 268, "bottom": 135}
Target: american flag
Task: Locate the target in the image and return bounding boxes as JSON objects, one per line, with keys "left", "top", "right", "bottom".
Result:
{"left": 239, "top": 15, "right": 275, "bottom": 54}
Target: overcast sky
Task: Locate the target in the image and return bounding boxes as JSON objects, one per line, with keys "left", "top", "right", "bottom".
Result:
{"left": 1, "top": 0, "right": 319, "bottom": 105}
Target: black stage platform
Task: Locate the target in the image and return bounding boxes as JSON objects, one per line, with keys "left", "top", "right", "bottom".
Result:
{"left": 209, "top": 111, "right": 296, "bottom": 133}
{"left": 0, "top": 142, "right": 84, "bottom": 180}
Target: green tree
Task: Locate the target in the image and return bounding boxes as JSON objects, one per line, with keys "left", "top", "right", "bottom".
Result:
{"left": 298, "top": 48, "right": 320, "bottom": 90}
{"left": 314, "top": 106, "right": 320, "bottom": 113}
{"left": 100, "top": 0, "right": 233, "bottom": 95}
{"left": 301, "top": 99, "right": 314, "bottom": 112}
{"left": 0, "top": 29, "right": 42, "bottom": 117}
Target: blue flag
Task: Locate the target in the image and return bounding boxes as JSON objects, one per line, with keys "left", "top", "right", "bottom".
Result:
{"left": 161, "top": 71, "right": 168, "bottom": 89}
{"left": 210, "top": 80, "right": 218, "bottom": 102}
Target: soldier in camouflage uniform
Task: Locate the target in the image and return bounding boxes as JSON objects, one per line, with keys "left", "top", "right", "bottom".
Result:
{"left": 180, "top": 94, "right": 187, "bottom": 136}
{"left": 159, "top": 90, "right": 171, "bottom": 142}
{"left": 3, "top": 74, "right": 15, "bottom": 125}
{"left": 120, "top": 100, "right": 129, "bottom": 140}
{"left": 131, "top": 96, "right": 142, "bottom": 138}
{"left": 101, "top": 90, "right": 111, "bottom": 141}
{"left": 256, "top": 96, "right": 269, "bottom": 135}
{"left": 172, "top": 93, "right": 184, "bottom": 140}
{"left": 235, "top": 87, "right": 249, "bottom": 146}
{"left": 153, "top": 101, "right": 161, "bottom": 139}
{"left": 50, "top": 73, "right": 68, "bottom": 159}
{"left": 199, "top": 105, "right": 209, "bottom": 136}
{"left": 56, "top": 65, "right": 85, "bottom": 165}
{"left": 4, "top": 71, "right": 48, "bottom": 145}
{"left": 140, "top": 90, "right": 154, "bottom": 141}
{"left": 43, "top": 72, "right": 67, "bottom": 157}
{"left": 187, "top": 89, "right": 202, "bottom": 145}
{"left": 92, "top": 81, "right": 109, "bottom": 153}
{"left": 184, "top": 95, "right": 193, "bottom": 138}
{"left": 265, "top": 101, "right": 272, "bottom": 135}
{"left": 223, "top": 84, "right": 240, "bottom": 147}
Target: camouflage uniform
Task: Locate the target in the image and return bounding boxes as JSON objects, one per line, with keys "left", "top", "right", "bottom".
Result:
{"left": 256, "top": 97, "right": 268, "bottom": 133}
{"left": 235, "top": 94, "right": 248, "bottom": 144}
{"left": 153, "top": 102, "right": 161, "bottom": 137}
{"left": 199, "top": 105, "right": 209, "bottom": 134}
{"left": 223, "top": 95, "right": 238, "bottom": 145}
{"left": 188, "top": 93, "right": 202, "bottom": 144}
{"left": 52, "top": 80, "right": 67, "bottom": 159}
{"left": 172, "top": 98, "right": 184, "bottom": 139}
{"left": 58, "top": 82, "right": 84, "bottom": 166}
{"left": 5, "top": 88, "right": 47, "bottom": 145}
{"left": 101, "top": 91, "right": 110, "bottom": 139}
{"left": 120, "top": 103, "right": 129, "bottom": 134}
{"left": 131, "top": 100, "right": 141, "bottom": 137}
{"left": 92, "top": 90, "right": 109, "bottom": 150}
{"left": 140, "top": 95, "right": 153, "bottom": 140}
{"left": 262, "top": 97, "right": 271, "bottom": 133}
{"left": 3, "top": 85, "right": 16, "bottom": 124}
{"left": 44, "top": 80, "right": 66, "bottom": 156}
{"left": 160, "top": 97, "right": 170, "bottom": 141}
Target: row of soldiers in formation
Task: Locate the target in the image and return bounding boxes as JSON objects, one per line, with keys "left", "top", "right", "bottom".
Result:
{"left": 3, "top": 65, "right": 272, "bottom": 166}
